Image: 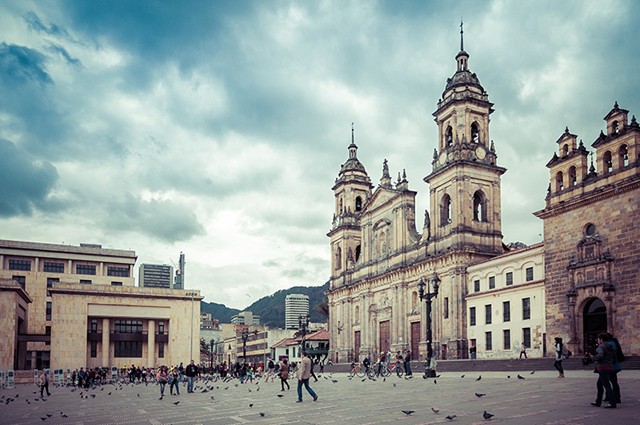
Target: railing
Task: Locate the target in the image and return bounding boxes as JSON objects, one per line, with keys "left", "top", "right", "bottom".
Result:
{"left": 156, "top": 332, "right": 169, "bottom": 343}
{"left": 109, "top": 331, "right": 148, "bottom": 342}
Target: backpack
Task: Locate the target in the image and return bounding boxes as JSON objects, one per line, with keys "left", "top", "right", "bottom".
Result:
{"left": 561, "top": 345, "right": 572, "bottom": 359}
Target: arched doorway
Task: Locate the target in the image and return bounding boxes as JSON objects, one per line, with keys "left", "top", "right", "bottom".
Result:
{"left": 583, "top": 298, "right": 607, "bottom": 354}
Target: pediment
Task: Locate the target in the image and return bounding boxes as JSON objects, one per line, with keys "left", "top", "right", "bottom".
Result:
{"left": 362, "top": 187, "right": 398, "bottom": 213}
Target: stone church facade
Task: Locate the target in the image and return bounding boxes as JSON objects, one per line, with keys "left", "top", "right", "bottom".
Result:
{"left": 327, "top": 37, "right": 506, "bottom": 362}
{"left": 327, "top": 35, "right": 640, "bottom": 363}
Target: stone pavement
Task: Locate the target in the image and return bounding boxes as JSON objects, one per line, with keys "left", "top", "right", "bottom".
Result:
{"left": 1, "top": 369, "right": 639, "bottom": 425}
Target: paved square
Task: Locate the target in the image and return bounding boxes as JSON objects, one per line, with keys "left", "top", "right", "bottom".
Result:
{"left": 1, "top": 369, "right": 638, "bottom": 424}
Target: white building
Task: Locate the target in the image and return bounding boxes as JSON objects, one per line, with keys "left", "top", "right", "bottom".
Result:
{"left": 466, "top": 243, "right": 545, "bottom": 359}
{"left": 285, "top": 294, "right": 309, "bottom": 329}
{"left": 230, "top": 311, "right": 261, "bottom": 325}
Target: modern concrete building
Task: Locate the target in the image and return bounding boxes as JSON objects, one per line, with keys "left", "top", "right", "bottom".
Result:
{"left": 285, "top": 294, "right": 310, "bottom": 329}
{"left": 0, "top": 239, "right": 202, "bottom": 372}
{"left": 138, "top": 263, "right": 174, "bottom": 289}
{"left": 230, "top": 311, "right": 260, "bottom": 325}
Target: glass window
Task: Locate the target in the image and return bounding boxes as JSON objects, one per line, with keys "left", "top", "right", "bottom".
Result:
{"left": 506, "top": 272, "right": 513, "bottom": 286}
{"left": 469, "top": 307, "right": 476, "bottom": 326}
{"left": 12, "top": 275, "right": 26, "bottom": 290}
{"left": 76, "top": 264, "right": 97, "bottom": 275}
{"left": 525, "top": 267, "right": 534, "bottom": 281}
{"left": 523, "top": 328, "right": 531, "bottom": 348}
{"left": 114, "top": 341, "right": 142, "bottom": 358}
{"left": 444, "top": 297, "right": 449, "bottom": 319}
{"left": 43, "top": 262, "right": 64, "bottom": 273}
{"left": 45, "top": 326, "right": 51, "bottom": 336}
{"left": 111, "top": 281, "right": 123, "bottom": 286}
{"left": 107, "top": 266, "right": 130, "bottom": 277}
{"left": 474, "top": 279, "right": 480, "bottom": 292}
{"left": 522, "top": 298, "right": 531, "bottom": 320}
{"left": 47, "top": 277, "right": 59, "bottom": 288}
{"left": 488, "top": 276, "right": 495, "bottom": 289}
{"left": 158, "top": 342, "right": 165, "bottom": 358}
{"left": 80, "top": 279, "right": 92, "bottom": 284}
{"left": 503, "top": 301, "right": 511, "bottom": 322}
{"left": 114, "top": 320, "right": 143, "bottom": 333}
{"left": 90, "top": 341, "right": 98, "bottom": 358}
{"left": 485, "top": 304, "right": 492, "bottom": 324}
{"left": 46, "top": 301, "right": 52, "bottom": 321}
{"left": 485, "top": 331, "right": 492, "bottom": 351}
{"left": 503, "top": 330, "right": 511, "bottom": 350}
{"left": 9, "top": 259, "right": 31, "bottom": 271}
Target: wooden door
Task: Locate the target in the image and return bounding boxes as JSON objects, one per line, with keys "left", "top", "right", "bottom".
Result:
{"left": 379, "top": 320, "right": 390, "bottom": 355}
{"left": 410, "top": 321, "right": 421, "bottom": 360}
{"left": 354, "top": 330, "right": 361, "bottom": 362}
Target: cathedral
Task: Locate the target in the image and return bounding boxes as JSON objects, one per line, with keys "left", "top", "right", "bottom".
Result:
{"left": 327, "top": 30, "right": 640, "bottom": 363}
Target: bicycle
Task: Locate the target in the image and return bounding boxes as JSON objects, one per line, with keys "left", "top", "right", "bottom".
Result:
{"left": 349, "top": 362, "right": 367, "bottom": 378}
{"left": 385, "top": 362, "right": 404, "bottom": 378}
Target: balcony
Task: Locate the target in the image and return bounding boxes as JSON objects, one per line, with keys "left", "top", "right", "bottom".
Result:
{"left": 87, "top": 330, "right": 102, "bottom": 342}
{"left": 156, "top": 332, "right": 169, "bottom": 343}
{"left": 109, "top": 331, "right": 148, "bottom": 342}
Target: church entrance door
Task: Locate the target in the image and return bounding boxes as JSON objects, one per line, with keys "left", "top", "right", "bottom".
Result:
{"left": 583, "top": 298, "right": 607, "bottom": 354}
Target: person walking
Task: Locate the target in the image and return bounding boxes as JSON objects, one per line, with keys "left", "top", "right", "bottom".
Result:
{"left": 296, "top": 351, "right": 318, "bottom": 403}
{"left": 553, "top": 337, "right": 565, "bottom": 378}
{"left": 403, "top": 350, "right": 412, "bottom": 376}
{"left": 39, "top": 369, "right": 50, "bottom": 397}
{"left": 519, "top": 346, "right": 528, "bottom": 359}
{"left": 279, "top": 359, "right": 290, "bottom": 390}
{"left": 185, "top": 360, "right": 197, "bottom": 393}
{"left": 156, "top": 367, "right": 168, "bottom": 399}
{"left": 589, "top": 333, "right": 616, "bottom": 408}
{"left": 169, "top": 368, "right": 180, "bottom": 395}
{"left": 606, "top": 333, "right": 624, "bottom": 404}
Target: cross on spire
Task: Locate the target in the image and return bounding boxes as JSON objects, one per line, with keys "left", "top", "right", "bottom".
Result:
{"left": 460, "top": 19, "right": 464, "bottom": 51}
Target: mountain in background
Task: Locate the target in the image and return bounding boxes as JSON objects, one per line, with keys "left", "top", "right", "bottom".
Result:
{"left": 201, "top": 281, "right": 329, "bottom": 327}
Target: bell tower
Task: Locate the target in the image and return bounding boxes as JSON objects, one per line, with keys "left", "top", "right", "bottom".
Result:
{"left": 424, "top": 23, "right": 505, "bottom": 256}
{"left": 328, "top": 125, "right": 373, "bottom": 286}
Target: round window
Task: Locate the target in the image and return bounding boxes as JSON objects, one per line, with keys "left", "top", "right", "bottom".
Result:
{"left": 585, "top": 223, "right": 596, "bottom": 236}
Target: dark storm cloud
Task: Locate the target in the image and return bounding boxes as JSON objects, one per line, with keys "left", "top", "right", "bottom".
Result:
{"left": 0, "top": 42, "right": 52, "bottom": 85}
{"left": 0, "top": 139, "right": 59, "bottom": 217}
{"left": 23, "top": 10, "right": 71, "bottom": 38}
{"left": 104, "top": 193, "right": 205, "bottom": 243}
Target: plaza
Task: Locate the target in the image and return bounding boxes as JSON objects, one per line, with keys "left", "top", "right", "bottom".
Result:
{"left": 1, "top": 367, "right": 638, "bottom": 425}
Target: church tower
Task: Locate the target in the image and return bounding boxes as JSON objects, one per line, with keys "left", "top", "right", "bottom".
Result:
{"left": 328, "top": 126, "right": 373, "bottom": 287}
{"left": 424, "top": 23, "right": 505, "bottom": 256}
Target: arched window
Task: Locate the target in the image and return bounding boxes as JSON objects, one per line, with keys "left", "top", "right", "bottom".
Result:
{"left": 440, "top": 194, "right": 452, "bottom": 226}
{"left": 411, "top": 291, "right": 418, "bottom": 312}
{"left": 603, "top": 151, "right": 613, "bottom": 173}
{"left": 354, "top": 306, "right": 360, "bottom": 322}
{"left": 563, "top": 144, "right": 569, "bottom": 156}
{"left": 355, "top": 196, "right": 362, "bottom": 212}
{"left": 355, "top": 245, "right": 361, "bottom": 262}
{"left": 612, "top": 120, "right": 619, "bottom": 134}
{"left": 619, "top": 145, "right": 629, "bottom": 167}
{"left": 471, "top": 123, "right": 480, "bottom": 143}
{"left": 335, "top": 247, "right": 342, "bottom": 270}
{"left": 473, "top": 191, "right": 487, "bottom": 221}
{"left": 445, "top": 126, "right": 453, "bottom": 147}
{"left": 569, "top": 166, "right": 577, "bottom": 187}
{"left": 556, "top": 171, "right": 564, "bottom": 192}
{"left": 339, "top": 198, "right": 343, "bottom": 214}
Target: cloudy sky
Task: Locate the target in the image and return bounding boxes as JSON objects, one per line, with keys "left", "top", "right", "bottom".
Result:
{"left": 1, "top": 0, "right": 639, "bottom": 309}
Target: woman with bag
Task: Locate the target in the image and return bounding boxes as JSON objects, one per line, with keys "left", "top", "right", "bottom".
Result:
{"left": 279, "top": 359, "right": 290, "bottom": 391}
{"left": 156, "top": 366, "right": 168, "bottom": 399}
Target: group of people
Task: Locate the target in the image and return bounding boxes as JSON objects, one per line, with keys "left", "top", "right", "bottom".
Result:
{"left": 553, "top": 333, "right": 624, "bottom": 409}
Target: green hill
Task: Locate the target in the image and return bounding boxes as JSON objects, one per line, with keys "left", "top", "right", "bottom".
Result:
{"left": 201, "top": 281, "right": 329, "bottom": 327}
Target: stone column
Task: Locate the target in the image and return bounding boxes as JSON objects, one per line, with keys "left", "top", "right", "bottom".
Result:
{"left": 147, "top": 320, "right": 155, "bottom": 368}
{"left": 101, "top": 318, "right": 110, "bottom": 368}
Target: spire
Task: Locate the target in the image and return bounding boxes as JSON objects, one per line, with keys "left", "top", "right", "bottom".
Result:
{"left": 380, "top": 159, "right": 392, "bottom": 188}
{"left": 460, "top": 19, "right": 464, "bottom": 52}
{"left": 348, "top": 122, "right": 358, "bottom": 159}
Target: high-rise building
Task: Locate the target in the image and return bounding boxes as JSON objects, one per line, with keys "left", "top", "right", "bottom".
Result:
{"left": 139, "top": 264, "right": 174, "bottom": 289}
{"left": 285, "top": 294, "right": 309, "bottom": 329}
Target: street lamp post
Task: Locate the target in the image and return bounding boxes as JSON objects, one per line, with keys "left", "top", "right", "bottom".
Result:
{"left": 298, "top": 314, "right": 310, "bottom": 353}
{"left": 185, "top": 292, "right": 198, "bottom": 361}
{"left": 241, "top": 328, "right": 250, "bottom": 362}
{"left": 210, "top": 339, "right": 215, "bottom": 370}
{"left": 418, "top": 274, "right": 440, "bottom": 378}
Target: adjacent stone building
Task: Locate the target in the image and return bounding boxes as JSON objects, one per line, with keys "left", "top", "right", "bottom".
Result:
{"left": 534, "top": 104, "right": 640, "bottom": 356}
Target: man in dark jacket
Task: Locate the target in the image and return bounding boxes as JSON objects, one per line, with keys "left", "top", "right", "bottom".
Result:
{"left": 185, "top": 360, "right": 198, "bottom": 393}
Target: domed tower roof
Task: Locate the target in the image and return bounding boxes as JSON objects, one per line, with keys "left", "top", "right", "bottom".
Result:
{"left": 335, "top": 125, "right": 371, "bottom": 186}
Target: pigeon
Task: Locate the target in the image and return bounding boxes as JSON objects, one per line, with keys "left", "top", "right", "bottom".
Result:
{"left": 507, "top": 375, "right": 511, "bottom": 379}
{"left": 46, "top": 414, "right": 52, "bottom": 417}
{"left": 483, "top": 410, "right": 494, "bottom": 420}
{"left": 431, "top": 407, "right": 440, "bottom": 414}
{"left": 41, "top": 418, "right": 47, "bottom": 421}
{"left": 108, "top": 392, "right": 112, "bottom": 395}
{"left": 445, "top": 415, "right": 457, "bottom": 420}
{"left": 402, "top": 410, "right": 415, "bottom": 416}
{"left": 475, "top": 393, "right": 486, "bottom": 398}
{"left": 517, "top": 374, "right": 525, "bottom": 380}
{"left": 61, "top": 414, "right": 68, "bottom": 418}
{"left": 393, "top": 383, "right": 397, "bottom": 387}
{"left": 173, "top": 401, "right": 180, "bottom": 405}
{"left": 259, "top": 412, "right": 265, "bottom": 417}
{"left": 332, "top": 379, "right": 338, "bottom": 383}
{"left": 249, "top": 403, "right": 253, "bottom": 407}
{"left": 137, "top": 393, "right": 140, "bottom": 397}
{"left": 530, "top": 371, "right": 535, "bottom": 375}
{"left": 476, "top": 376, "right": 482, "bottom": 381}
{"left": 277, "top": 394, "right": 284, "bottom": 398}
{"left": 436, "top": 374, "right": 441, "bottom": 378}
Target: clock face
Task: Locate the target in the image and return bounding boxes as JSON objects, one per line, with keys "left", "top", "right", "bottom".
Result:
{"left": 475, "top": 146, "right": 486, "bottom": 160}
{"left": 439, "top": 151, "right": 447, "bottom": 165}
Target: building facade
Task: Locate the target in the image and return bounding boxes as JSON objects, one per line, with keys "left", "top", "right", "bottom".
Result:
{"left": 285, "top": 294, "right": 310, "bottom": 329}
{"left": 534, "top": 104, "right": 640, "bottom": 356}
{"left": 0, "top": 239, "right": 202, "bottom": 371}
{"left": 327, "top": 35, "right": 506, "bottom": 363}
{"left": 138, "top": 263, "right": 174, "bottom": 289}
{"left": 466, "top": 244, "right": 545, "bottom": 359}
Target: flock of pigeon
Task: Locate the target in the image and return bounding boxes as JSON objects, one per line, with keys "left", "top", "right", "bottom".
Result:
{"left": 0, "top": 369, "right": 539, "bottom": 422}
